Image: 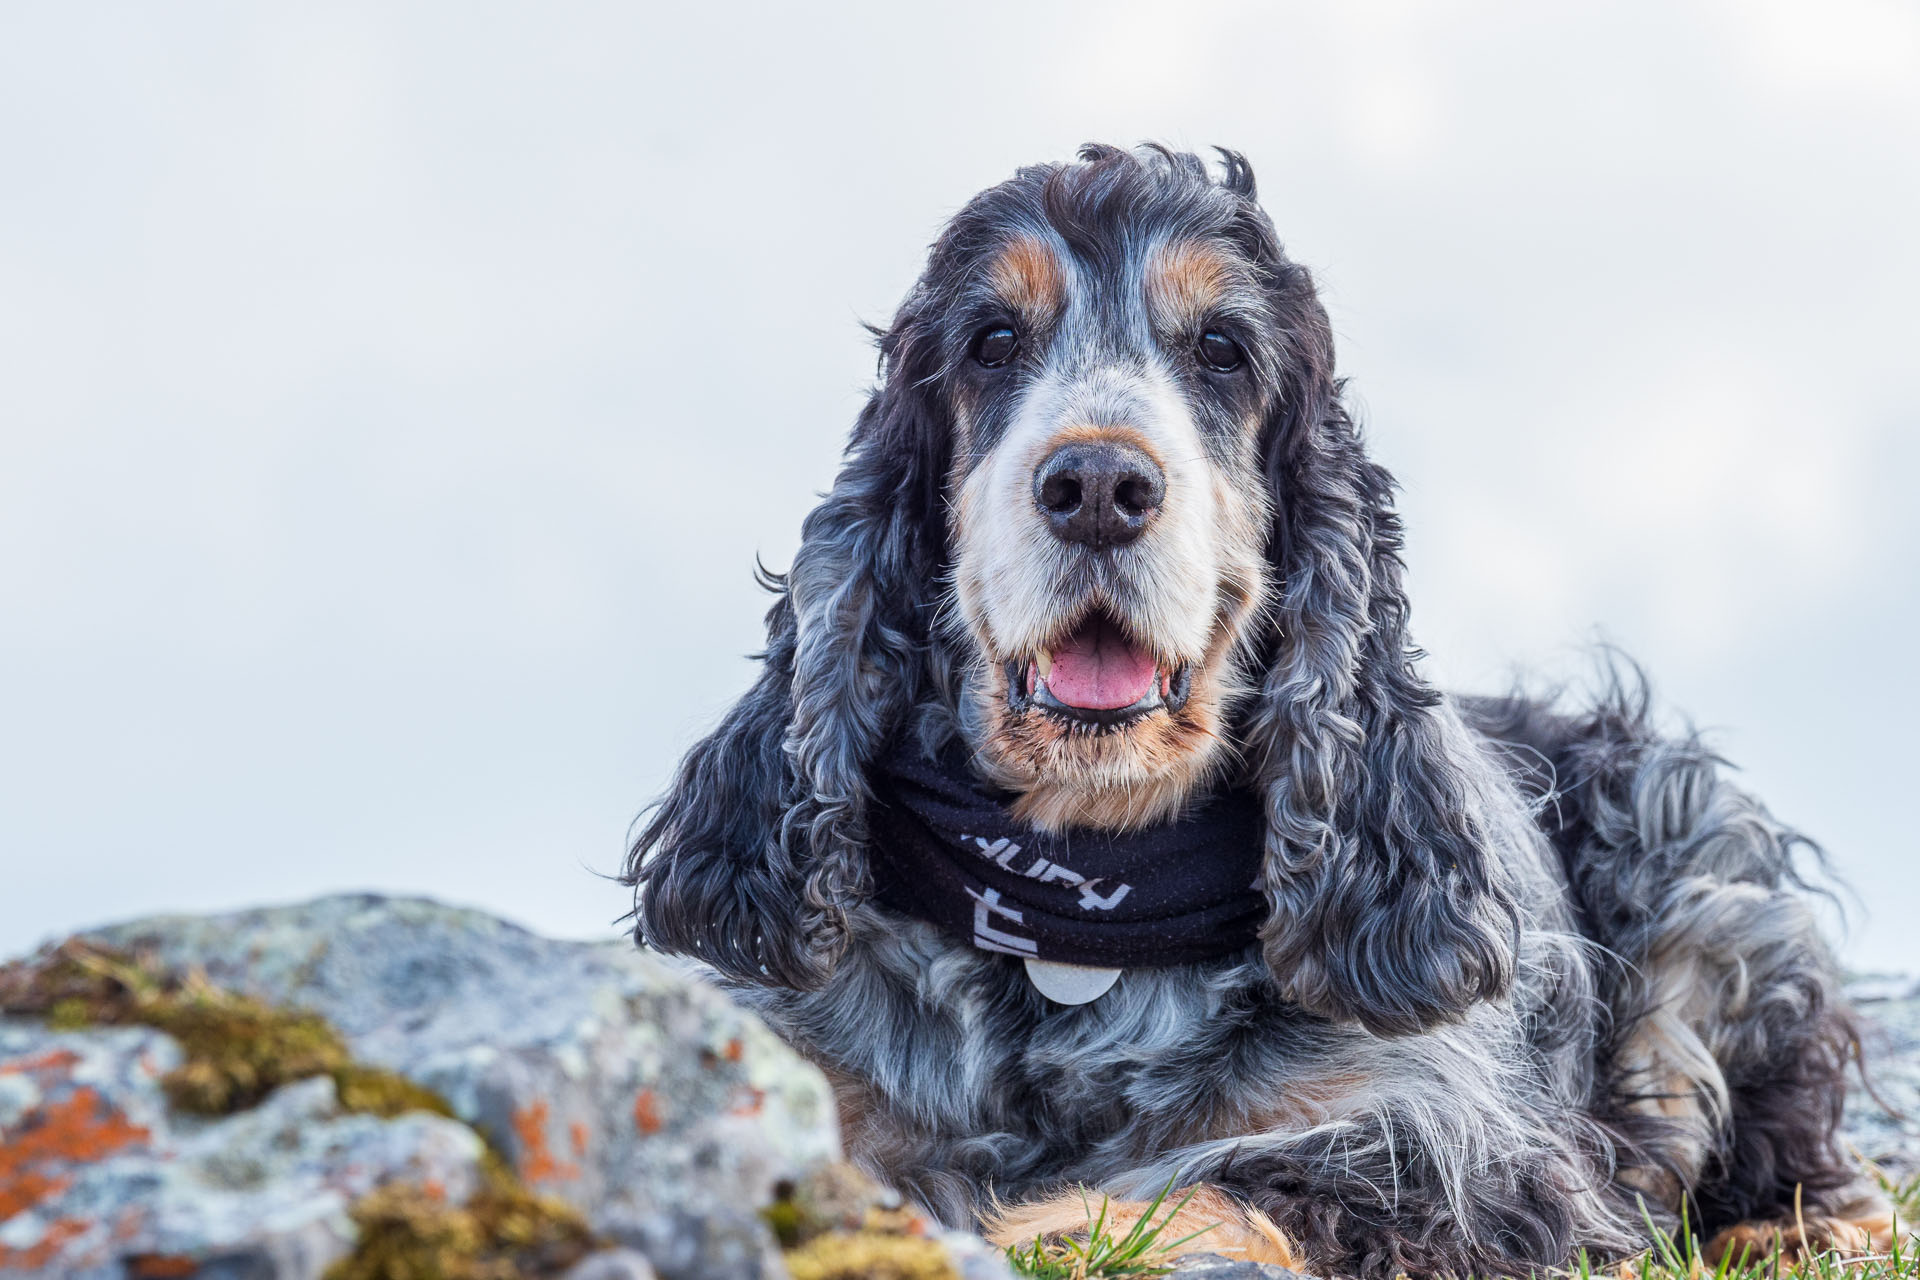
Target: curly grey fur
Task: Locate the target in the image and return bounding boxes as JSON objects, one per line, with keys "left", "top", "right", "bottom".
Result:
{"left": 624, "top": 145, "right": 1870, "bottom": 1277}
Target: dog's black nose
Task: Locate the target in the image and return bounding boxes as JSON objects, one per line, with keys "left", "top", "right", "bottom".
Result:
{"left": 1033, "top": 440, "right": 1165, "bottom": 548}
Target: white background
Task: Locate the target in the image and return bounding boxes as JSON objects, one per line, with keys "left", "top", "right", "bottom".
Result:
{"left": 3, "top": 2, "right": 1915, "bottom": 969}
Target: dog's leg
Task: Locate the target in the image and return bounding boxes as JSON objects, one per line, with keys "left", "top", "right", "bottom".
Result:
{"left": 983, "top": 1184, "right": 1301, "bottom": 1268}
{"left": 1707, "top": 1189, "right": 1912, "bottom": 1266}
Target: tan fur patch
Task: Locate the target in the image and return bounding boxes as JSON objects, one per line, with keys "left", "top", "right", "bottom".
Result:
{"left": 985, "top": 1184, "right": 1300, "bottom": 1269}
{"left": 1707, "top": 1204, "right": 1911, "bottom": 1266}
{"left": 1613, "top": 948, "right": 1732, "bottom": 1206}
{"left": 990, "top": 235, "right": 1065, "bottom": 317}
{"left": 1147, "top": 240, "right": 1235, "bottom": 327}
{"left": 1040, "top": 423, "right": 1167, "bottom": 470}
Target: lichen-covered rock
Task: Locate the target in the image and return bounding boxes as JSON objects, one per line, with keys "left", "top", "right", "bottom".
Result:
{"left": 1845, "top": 975, "right": 1920, "bottom": 1178}
{"left": 84, "top": 894, "right": 838, "bottom": 1274}
{"left": 0, "top": 1022, "right": 483, "bottom": 1278}
{"left": 12, "top": 894, "right": 1905, "bottom": 1280}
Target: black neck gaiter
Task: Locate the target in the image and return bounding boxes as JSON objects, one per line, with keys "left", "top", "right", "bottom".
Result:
{"left": 866, "top": 736, "right": 1268, "bottom": 968}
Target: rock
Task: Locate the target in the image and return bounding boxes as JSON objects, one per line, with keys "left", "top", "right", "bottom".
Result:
{"left": 1170, "top": 1253, "right": 1308, "bottom": 1280}
{"left": 87, "top": 896, "right": 838, "bottom": 1229}
{"left": 1846, "top": 978, "right": 1920, "bottom": 1178}
{"left": 0, "top": 1021, "right": 483, "bottom": 1278}
{"left": 75, "top": 893, "right": 834, "bottom": 1279}
{"left": 933, "top": 1228, "right": 1020, "bottom": 1280}
{"left": 606, "top": 1207, "right": 790, "bottom": 1280}
{"left": 567, "top": 1246, "right": 662, "bottom": 1280}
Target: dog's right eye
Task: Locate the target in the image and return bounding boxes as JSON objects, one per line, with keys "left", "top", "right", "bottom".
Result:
{"left": 973, "top": 326, "right": 1019, "bottom": 368}
{"left": 1197, "top": 330, "right": 1244, "bottom": 372}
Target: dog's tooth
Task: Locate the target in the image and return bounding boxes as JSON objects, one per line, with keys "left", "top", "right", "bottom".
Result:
{"left": 1035, "top": 651, "right": 1052, "bottom": 679}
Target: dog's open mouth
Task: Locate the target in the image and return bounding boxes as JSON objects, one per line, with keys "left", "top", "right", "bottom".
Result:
{"left": 1005, "top": 610, "right": 1192, "bottom": 727}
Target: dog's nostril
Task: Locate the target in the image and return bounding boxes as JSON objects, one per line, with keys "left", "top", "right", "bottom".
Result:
{"left": 1038, "top": 473, "right": 1083, "bottom": 515}
{"left": 1113, "top": 471, "right": 1164, "bottom": 519}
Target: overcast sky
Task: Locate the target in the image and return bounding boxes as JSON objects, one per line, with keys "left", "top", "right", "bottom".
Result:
{"left": 2, "top": 1, "right": 1916, "bottom": 970}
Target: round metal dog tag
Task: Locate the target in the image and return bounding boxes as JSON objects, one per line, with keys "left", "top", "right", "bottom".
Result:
{"left": 1024, "top": 959, "right": 1123, "bottom": 1005}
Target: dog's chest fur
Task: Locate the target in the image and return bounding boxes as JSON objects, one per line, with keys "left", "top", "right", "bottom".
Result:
{"left": 733, "top": 911, "right": 1545, "bottom": 1223}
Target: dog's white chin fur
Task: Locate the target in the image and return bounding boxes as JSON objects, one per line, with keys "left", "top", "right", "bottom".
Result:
{"left": 966, "top": 646, "right": 1254, "bottom": 832}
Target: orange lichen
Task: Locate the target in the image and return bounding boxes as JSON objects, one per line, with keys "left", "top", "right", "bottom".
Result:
{"left": 0, "top": 1086, "right": 150, "bottom": 1220}
{"left": 632, "top": 1088, "right": 663, "bottom": 1136}
{"left": 568, "top": 1121, "right": 589, "bottom": 1158}
{"left": 128, "top": 1254, "right": 200, "bottom": 1278}
{"left": 1, "top": 1048, "right": 81, "bottom": 1074}
{"left": 724, "top": 1037, "right": 744, "bottom": 1063}
{"left": 0, "top": 1216, "right": 90, "bottom": 1272}
{"left": 0, "top": 1169, "right": 70, "bottom": 1222}
{"left": 509, "top": 1101, "right": 578, "bottom": 1184}
{"left": 729, "top": 1086, "right": 766, "bottom": 1117}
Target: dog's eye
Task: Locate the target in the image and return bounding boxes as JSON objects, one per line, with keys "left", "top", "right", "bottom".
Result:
{"left": 1197, "top": 331, "right": 1244, "bottom": 372}
{"left": 973, "top": 326, "right": 1019, "bottom": 368}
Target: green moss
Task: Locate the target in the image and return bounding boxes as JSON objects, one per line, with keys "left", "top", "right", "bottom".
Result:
{"left": 150, "top": 987, "right": 349, "bottom": 1114}
{"left": 323, "top": 1158, "right": 598, "bottom": 1280}
{"left": 785, "top": 1231, "right": 957, "bottom": 1280}
{"left": 322, "top": 1182, "right": 498, "bottom": 1280}
{"left": 761, "top": 1195, "right": 806, "bottom": 1249}
{"left": 332, "top": 1064, "right": 457, "bottom": 1122}
{"left": 0, "top": 940, "right": 461, "bottom": 1121}
{"left": 46, "top": 997, "right": 94, "bottom": 1031}
{"left": 762, "top": 1162, "right": 908, "bottom": 1251}
{"left": 769, "top": 1165, "right": 961, "bottom": 1280}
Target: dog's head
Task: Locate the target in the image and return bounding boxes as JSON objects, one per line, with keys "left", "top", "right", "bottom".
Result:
{"left": 630, "top": 146, "right": 1519, "bottom": 1035}
{"left": 935, "top": 150, "right": 1285, "bottom": 831}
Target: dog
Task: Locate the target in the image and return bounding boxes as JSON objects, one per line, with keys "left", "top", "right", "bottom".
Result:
{"left": 623, "top": 145, "right": 1892, "bottom": 1277}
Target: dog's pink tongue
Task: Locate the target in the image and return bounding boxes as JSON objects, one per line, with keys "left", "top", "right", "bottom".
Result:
{"left": 1045, "top": 618, "right": 1157, "bottom": 710}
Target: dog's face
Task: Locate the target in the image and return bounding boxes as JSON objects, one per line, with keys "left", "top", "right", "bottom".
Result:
{"left": 913, "top": 156, "right": 1310, "bottom": 829}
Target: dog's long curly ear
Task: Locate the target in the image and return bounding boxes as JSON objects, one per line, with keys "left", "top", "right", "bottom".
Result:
{"left": 1242, "top": 260, "right": 1521, "bottom": 1036}
{"left": 623, "top": 302, "right": 948, "bottom": 989}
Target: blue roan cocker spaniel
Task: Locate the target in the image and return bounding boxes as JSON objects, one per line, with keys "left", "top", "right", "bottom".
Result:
{"left": 624, "top": 145, "right": 1894, "bottom": 1277}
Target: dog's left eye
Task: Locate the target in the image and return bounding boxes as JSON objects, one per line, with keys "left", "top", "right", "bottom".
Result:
{"left": 973, "top": 326, "right": 1019, "bottom": 368}
{"left": 1197, "top": 331, "right": 1244, "bottom": 372}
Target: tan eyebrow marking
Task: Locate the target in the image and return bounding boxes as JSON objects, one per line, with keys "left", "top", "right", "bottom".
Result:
{"left": 1147, "top": 239, "right": 1235, "bottom": 326}
{"left": 988, "top": 234, "right": 1065, "bottom": 316}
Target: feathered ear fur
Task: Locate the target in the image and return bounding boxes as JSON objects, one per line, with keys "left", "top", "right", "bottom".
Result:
{"left": 1241, "top": 261, "right": 1521, "bottom": 1036}
{"left": 623, "top": 307, "right": 948, "bottom": 989}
